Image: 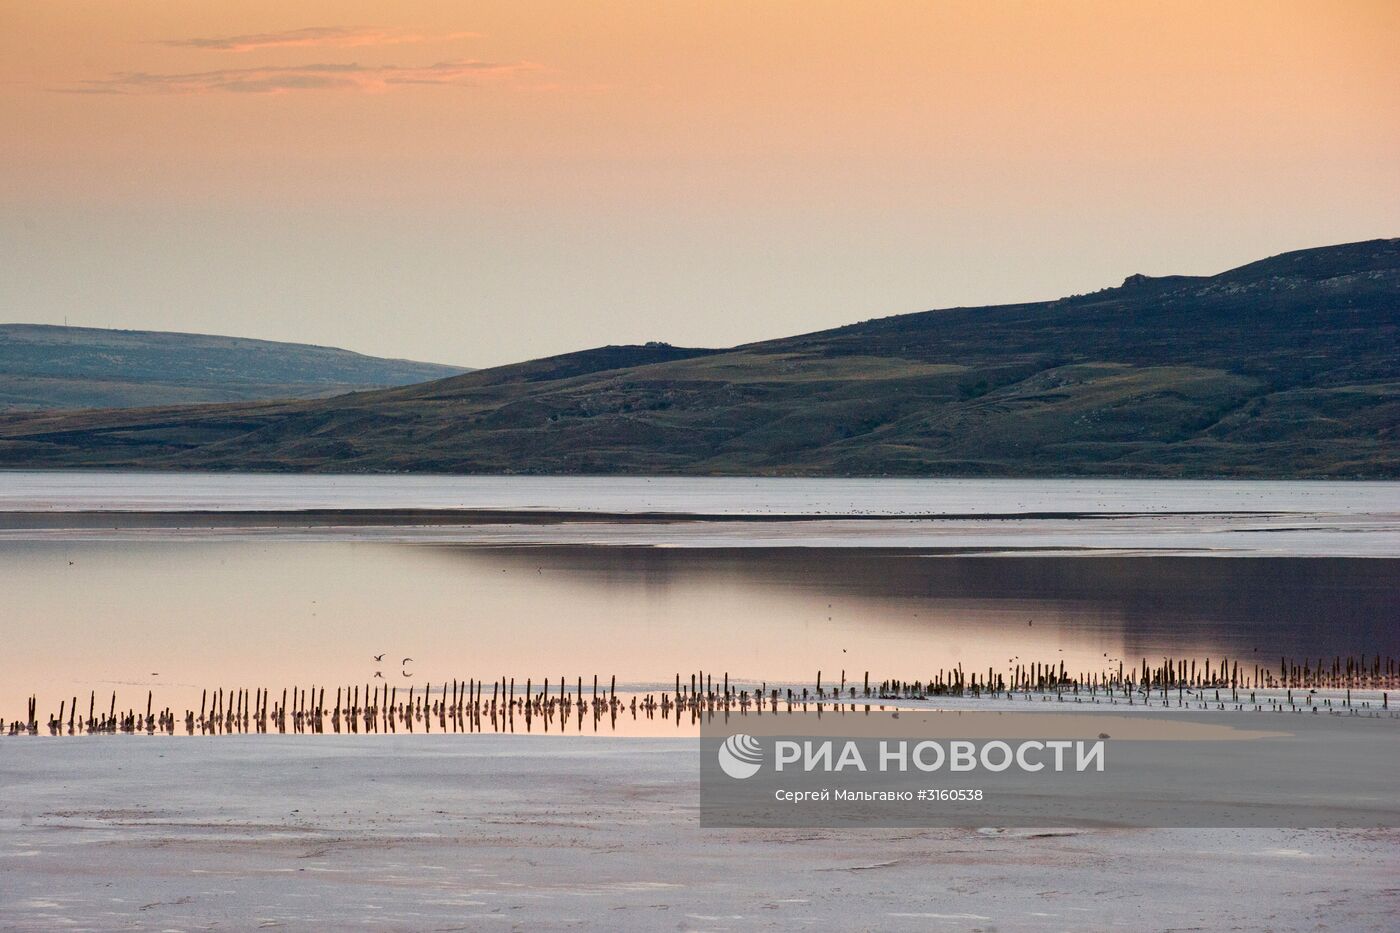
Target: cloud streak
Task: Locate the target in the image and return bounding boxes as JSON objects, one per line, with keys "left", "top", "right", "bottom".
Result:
{"left": 62, "top": 60, "right": 541, "bottom": 95}
{"left": 158, "top": 26, "right": 481, "bottom": 53}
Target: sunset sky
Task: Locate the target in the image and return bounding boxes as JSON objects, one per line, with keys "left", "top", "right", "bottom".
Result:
{"left": 3, "top": 1, "right": 1397, "bottom": 367}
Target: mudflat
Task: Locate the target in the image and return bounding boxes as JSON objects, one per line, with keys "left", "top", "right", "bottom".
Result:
{"left": 3, "top": 736, "right": 1397, "bottom": 931}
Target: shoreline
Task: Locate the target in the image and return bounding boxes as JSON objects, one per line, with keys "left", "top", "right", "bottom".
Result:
{"left": 0, "top": 507, "right": 1297, "bottom": 525}
{"left": 2, "top": 508, "right": 1394, "bottom": 558}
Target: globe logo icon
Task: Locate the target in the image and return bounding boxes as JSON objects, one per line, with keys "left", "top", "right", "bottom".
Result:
{"left": 718, "top": 733, "right": 764, "bottom": 779}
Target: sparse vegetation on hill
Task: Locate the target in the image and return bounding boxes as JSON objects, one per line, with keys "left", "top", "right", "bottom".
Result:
{"left": 1, "top": 239, "right": 1395, "bottom": 477}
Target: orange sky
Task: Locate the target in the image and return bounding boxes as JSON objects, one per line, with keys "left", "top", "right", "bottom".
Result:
{"left": 2, "top": 1, "right": 1397, "bottom": 366}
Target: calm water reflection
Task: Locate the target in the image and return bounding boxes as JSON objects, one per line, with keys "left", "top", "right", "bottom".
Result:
{"left": 3, "top": 540, "right": 1394, "bottom": 716}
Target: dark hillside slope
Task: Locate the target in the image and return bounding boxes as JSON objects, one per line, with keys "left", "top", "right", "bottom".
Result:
{"left": 1, "top": 239, "right": 1394, "bottom": 476}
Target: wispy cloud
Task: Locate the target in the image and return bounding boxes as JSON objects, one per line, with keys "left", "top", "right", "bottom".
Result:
{"left": 158, "top": 26, "right": 481, "bottom": 53}
{"left": 62, "top": 60, "right": 541, "bottom": 95}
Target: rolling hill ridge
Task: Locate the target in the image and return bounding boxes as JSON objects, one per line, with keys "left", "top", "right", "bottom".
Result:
{"left": 1, "top": 239, "right": 1395, "bottom": 477}
{"left": 0, "top": 324, "right": 469, "bottom": 411}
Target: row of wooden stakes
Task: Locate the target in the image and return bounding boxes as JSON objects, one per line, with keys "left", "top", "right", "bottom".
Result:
{"left": 5, "top": 662, "right": 1396, "bottom": 736}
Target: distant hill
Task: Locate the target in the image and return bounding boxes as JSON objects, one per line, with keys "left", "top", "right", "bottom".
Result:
{"left": 1, "top": 239, "right": 1395, "bottom": 477}
{"left": 0, "top": 325, "right": 468, "bottom": 411}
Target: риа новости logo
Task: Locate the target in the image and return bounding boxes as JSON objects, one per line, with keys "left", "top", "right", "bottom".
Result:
{"left": 718, "top": 733, "right": 764, "bottom": 779}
